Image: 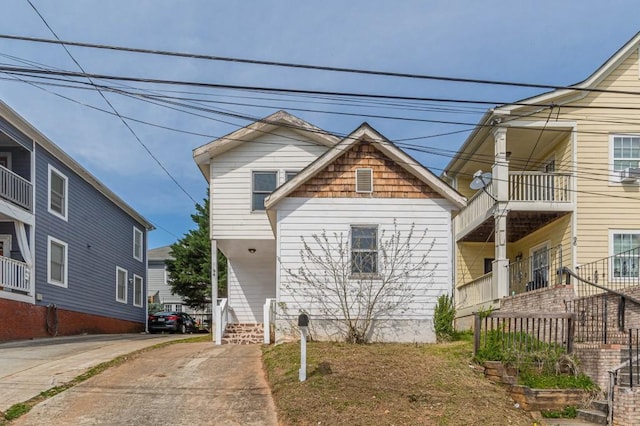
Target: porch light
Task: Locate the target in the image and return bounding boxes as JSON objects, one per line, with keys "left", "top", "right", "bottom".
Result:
{"left": 248, "top": 248, "right": 256, "bottom": 254}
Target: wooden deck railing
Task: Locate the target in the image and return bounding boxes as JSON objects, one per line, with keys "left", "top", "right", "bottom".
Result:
{"left": 457, "top": 272, "right": 494, "bottom": 310}
{"left": 509, "top": 172, "right": 572, "bottom": 202}
{"left": 474, "top": 311, "right": 575, "bottom": 356}
{"left": 0, "top": 165, "right": 32, "bottom": 212}
{"left": 215, "top": 298, "right": 228, "bottom": 345}
{"left": 0, "top": 255, "right": 29, "bottom": 293}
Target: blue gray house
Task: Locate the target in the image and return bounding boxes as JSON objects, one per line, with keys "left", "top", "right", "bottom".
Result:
{"left": 0, "top": 99, "right": 153, "bottom": 341}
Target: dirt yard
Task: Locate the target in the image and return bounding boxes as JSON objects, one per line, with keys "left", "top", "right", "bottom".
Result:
{"left": 263, "top": 340, "right": 533, "bottom": 425}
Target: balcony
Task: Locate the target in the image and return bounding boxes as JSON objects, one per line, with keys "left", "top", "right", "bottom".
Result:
{"left": 0, "top": 255, "right": 30, "bottom": 294}
{"left": 0, "top": 165, "right": 32, "bottom": 212}
{"left": 455, "top": 172, "right": 573, "bottom": 241}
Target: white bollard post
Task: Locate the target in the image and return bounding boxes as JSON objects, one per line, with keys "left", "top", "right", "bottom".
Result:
{"left": 298, "top": 313, "right": 309, "bottom": 382}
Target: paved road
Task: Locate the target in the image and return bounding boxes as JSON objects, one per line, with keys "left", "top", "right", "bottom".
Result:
{"left": 11, "top": 343, "right": 278, "bottom": 426}
{"left": 0, "top": 333, "right": 189, "bottom": 413}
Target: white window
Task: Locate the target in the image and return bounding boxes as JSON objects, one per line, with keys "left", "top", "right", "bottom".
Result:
{"left": 48, "top": 165, "right": 68, "bottom": 220}
{"left": 351, "top": 226, "right": 378, "bottom": 274}
{"left": 133, "top": 274, "right": 143, "bottom": 307}
{"left": 47, "top": 236, "right": 68, "bottom": 287}
{"left": 116, "top": 267, "right": 128, "bottom": 303}
{"left": 610, "top": 231, "right": 640, "bottom": 278}
{"left": 611, "top": 135, "right": 640, "bottom": 183}
{"left": 133, "top": 227, "right": 143, "bottom": 261}
{"left": 355, "top": 168, "right": 373, "bottom": 193}
{"left": 252, "top": 171, "right": 278, "bottom": 211}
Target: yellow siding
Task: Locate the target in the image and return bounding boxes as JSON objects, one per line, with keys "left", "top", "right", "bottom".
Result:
{"left": 500, "top": 49, "right": 640, "bottom": 266}
{"left": 455, "top": 242, "right": 494, "bottom": 288}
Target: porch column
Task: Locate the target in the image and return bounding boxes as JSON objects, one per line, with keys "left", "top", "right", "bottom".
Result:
{"left": 211, "top": 238, "right": 218, "bottom": 342}
{"left": 492, "top": 126, "right": 510, "bottom": 299}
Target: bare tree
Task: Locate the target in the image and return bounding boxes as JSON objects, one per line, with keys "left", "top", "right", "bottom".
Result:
{"left": 281, "top": 221, "right": 436, "bottom": 343}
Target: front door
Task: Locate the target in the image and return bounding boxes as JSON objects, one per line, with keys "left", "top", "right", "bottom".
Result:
{"left": 530, "top": 244, "right": 549, "bottom": 290}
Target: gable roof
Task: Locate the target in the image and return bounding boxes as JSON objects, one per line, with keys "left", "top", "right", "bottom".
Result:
{"left": 0, "top": 100, "right": 154, "bottom": 230}
{"left": 148, "top": 245, "right": 173, "bottom": 261}
{"left": 192, "top": 110, "right": 340, "bottom": 179}
{"left": 264, "top": 122, "right": 466, "bottom": 225}
{"left": 444, "top": 31, "right": 640, "bottom": 175}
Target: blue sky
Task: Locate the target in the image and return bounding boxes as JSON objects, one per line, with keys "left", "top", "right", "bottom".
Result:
{"left": 0, "top": 1, "right": 638, "bottom": 248}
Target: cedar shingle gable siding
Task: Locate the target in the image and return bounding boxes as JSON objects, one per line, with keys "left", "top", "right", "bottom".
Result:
{"left": 290, "top": 142, "right": 442, "bottom": 199}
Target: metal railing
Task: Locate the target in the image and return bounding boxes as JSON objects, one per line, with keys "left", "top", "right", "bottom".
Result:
{"left": 0, "top": 255, "right": 29, "bottom": 293}
{"left": 608, "top": 329, "right": 640, "bottom": 424}
{"left": 0, "top": 165, "right": 32, "bottom": 212}
{"left": 474, "top": 311, "right": 575, "bottom": 356}
{"left": 263, "top": 298, "right": 277, "bottom": 344}
{"left": 575, "top": 247, "right": 640, "bottom": 298}
{"left": 215, "top": 298, "right": 228, "bottom": 345}
{"left": 509, "top": 171, "right": 572, "bottom": 202}
{"left": 508, "top": 244, "right": 563, "bottom": 295}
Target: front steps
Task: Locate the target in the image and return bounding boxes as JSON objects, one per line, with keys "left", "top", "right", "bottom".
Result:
{"left": 221, "top": 323, "right": 264, "bottom": 344}
{"left": 576, "top": 400, "right": 607, "bottom": 425}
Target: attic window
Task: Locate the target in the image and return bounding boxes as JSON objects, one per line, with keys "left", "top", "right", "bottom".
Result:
{"left": 355, "top": 168, "right": 373, "bottom": 193}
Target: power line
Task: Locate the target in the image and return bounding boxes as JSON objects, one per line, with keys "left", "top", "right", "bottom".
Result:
{"left": 25, "top": 1, "right": 197, "bottom": 205}
{"left": 4, "top": 33, "right": 640, "bottom": 98}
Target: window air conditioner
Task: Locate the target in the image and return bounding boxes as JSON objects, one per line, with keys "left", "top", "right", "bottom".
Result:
{"left": 620, "top": 167, "right": 640, "bottom": 183}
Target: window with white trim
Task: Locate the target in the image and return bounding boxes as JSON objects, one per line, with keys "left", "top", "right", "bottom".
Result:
{"left": 612, "top": 135, "right": 640, "bottom": 173}
{"left": 48, "top": 165, "right": 68, "bottom": 220}
{"left": 116, "top": 267, "right": 128, "bottom": 303}
{"left": 47, "top": 236, "right": 68, "bottom": 287}
{"left": 133, "top": 274, "right": 143, "bottom": 307}
{"left": 133, "top": 227, "right": 143, "bottom": 261}
{"left": 611, "top": 231, "right": 640, "bottom": 278}
{"left": 351, "top": 226, "right": 378, "bottom": 274}
{"left": 252, "top": 171, "right": 278, "bottom": 211}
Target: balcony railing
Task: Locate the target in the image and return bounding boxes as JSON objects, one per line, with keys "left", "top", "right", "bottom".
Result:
{"left": 0, "top": 255, "right": 29, "bottom": 293}
{"left": 457, "top": 272, "right": 495, "bottom": 311}
{"left": 509, "top": 171, "right": 572, "bottom": 202}
{"left": 455, "top": 172, "right": 573, "bottom": 238}
{"left": 0, "top": 165, "right": 32, "bottom": 212}
{"left": 508, "top": 244, "right": 563, "bottom": 295}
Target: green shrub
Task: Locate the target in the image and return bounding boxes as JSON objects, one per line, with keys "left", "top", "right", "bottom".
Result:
{"left": 433, "top": 294, "right": 455, "bottom": 342}
{"left": 541, "top": 406, "right": 577, "bottom": 418}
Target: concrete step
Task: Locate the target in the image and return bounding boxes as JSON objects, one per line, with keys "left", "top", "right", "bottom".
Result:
{"left": 576, "top": 408, "right": 607, "bottom": 425}
{"left": 590, "top": 400, "right": 608, "bottom": 413}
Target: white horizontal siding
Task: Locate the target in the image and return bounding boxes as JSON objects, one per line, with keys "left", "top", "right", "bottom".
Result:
{"left": 210, "top": 128, "right": 329, "bottom": 239}
{"left": 276, "top": 197, "right": 454, "bottom": 323}
{"left": 227, "top": 253, "right": 276, "bottom": 323}
{"left": 147, "top": 264, "right": 183, "bottom": 304}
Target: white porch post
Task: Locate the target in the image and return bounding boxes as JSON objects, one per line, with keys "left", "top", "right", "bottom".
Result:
{"left": 211, "top": 238, "right": 218, "bottom": 342}
{"left": 492, "top": 126, "right": 510, "bottom": 299}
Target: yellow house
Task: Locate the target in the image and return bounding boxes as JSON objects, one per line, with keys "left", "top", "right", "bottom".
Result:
{"left": 445, "top": 32, "right": 640, "bottom": 324}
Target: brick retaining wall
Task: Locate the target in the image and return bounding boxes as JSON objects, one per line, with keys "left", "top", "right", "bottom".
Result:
{"left": 0, "top": 298, "right": 144, "bottom": 342}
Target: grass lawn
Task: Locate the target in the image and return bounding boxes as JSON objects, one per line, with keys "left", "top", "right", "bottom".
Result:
{"left": 263, "top": 339, "right": 533, "bottom": 425}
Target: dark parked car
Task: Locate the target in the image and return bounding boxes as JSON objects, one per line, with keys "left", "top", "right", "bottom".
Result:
{"left": 148, "top": 311, "right": 198, "bottom": 334}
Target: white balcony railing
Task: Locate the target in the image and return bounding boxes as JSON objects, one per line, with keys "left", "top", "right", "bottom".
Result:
{"left": 509, "top": 172, "right": 572, "bottom": 202}
{"left": 456, "top": 272, "right": 494, "bottom": 311}
{"left": 0, "top": 255, "right": 29, "bottom": 293}
{"left": 455, "top": 189, "right": 494, "bottom": 234}
{"left": 0, "top": 165, "right": 32, "bottom": 211}
{"left": 455, "top": 172, "right": 573, "bottom": 238}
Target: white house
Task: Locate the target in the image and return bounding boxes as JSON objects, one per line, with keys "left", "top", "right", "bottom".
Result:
{"left": 193, "top": 111, "right": 464, "bottom": 343}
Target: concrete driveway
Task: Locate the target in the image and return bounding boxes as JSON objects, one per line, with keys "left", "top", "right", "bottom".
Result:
{"left": 3, "top": 336, "right": 278, "bottom": 425}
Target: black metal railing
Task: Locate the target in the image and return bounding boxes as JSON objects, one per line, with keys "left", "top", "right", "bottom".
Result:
{"left": 474, "top": 311, "right": 575, "bottom": 356}
{"left": 563, "top": 266, "right": 640, "bottom": 345}
{"left": 575, "top": 247, "right": 640, "bottom": 298}
{"left": 508, "top": 244, "right": 563, "bottom": 295}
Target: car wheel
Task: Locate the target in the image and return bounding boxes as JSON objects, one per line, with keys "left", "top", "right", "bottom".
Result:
{"left": 179, "top": 323, "right": 187, "bottom": 334}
